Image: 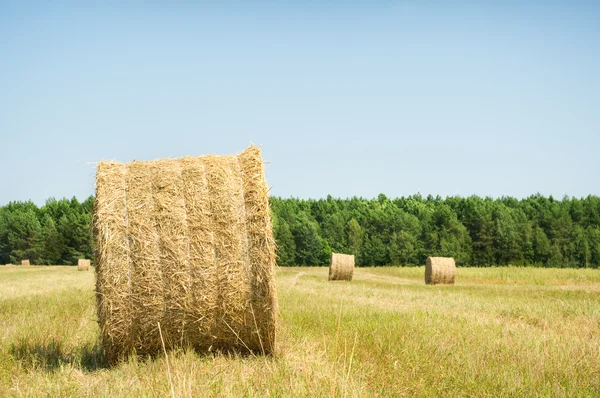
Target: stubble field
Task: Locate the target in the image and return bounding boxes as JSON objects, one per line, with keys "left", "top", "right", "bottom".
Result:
{"left": 0, "top": 265, "right": 599, "bottom": 397}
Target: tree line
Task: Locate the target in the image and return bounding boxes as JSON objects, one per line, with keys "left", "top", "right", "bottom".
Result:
{"left": 271, "top": 194, "right": 600, "bottom": 268}
{"left": 1, "top": 194, "right": 599, "bottom": 268}
{"left": 0, "top": 197, "right": 94, "bottom": 265}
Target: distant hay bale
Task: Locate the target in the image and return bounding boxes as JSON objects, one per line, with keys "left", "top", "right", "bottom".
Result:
{"left": 78, "top": 259, "right": 91, "bottom": 271}
{"left": 6, "top": 263, "right": 14, "bottom": 267}
{"left": 21, "top": 260, "right": 30, "bottom": 266}
{"left": 94, "top": 145, "right": 277, "bottom": 363}
{"left": 425, "top": 257, "right": 456, "bottom": 285}
{"left": 329, "top": 253, "right": 354, "bottom": 281}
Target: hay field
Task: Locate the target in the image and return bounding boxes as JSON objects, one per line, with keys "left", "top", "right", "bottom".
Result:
{"left": 0, "top": 266, "right": 599, "bottom": 397}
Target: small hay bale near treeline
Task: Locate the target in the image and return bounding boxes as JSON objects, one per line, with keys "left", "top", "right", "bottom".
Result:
{"left": 21, "top": 260, "right": 30, "bottom": 266}
{"left": 425, "top": 256, "right": 456, "bottom": 285}
{"left": 94, "top": 145, "right": 277, "bottom": 363}
{"left": 77, "top": 259, "right": 91, "bottom": 271}
{"left": 329, "top": 253, "right": 354, "bottom": 281}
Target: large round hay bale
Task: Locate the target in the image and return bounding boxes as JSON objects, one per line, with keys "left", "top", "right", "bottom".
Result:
{"left": 329, "top": 253, "right": 354, "bottom": 281}
{"left": 94, "top": 145, "right": 277, "bottom": 363}
{"left": 21, "top": 260, "right": 30, "bottom": 266}
{"left": 77, "top": 259, "right": 91, "bottom": 271}
{"left": 425, "top": 256, "right": 456, "bottom": 285}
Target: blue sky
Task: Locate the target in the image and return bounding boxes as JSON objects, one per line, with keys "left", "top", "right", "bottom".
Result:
{"left": 1, "top": 1, "right": 599, "bottom": 206}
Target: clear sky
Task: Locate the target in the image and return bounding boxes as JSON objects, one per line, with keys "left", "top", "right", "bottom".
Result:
{"left": 1, "top": 1, "right": 599, "bottom": 206}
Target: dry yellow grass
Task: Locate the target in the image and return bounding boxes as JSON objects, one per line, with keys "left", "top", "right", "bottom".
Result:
{"left": 0, "top": 265, "right": 599, "bottom": 397}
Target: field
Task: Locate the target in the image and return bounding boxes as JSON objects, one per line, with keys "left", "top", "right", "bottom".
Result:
{"left": 1, "top": 266, "right": 599, "bottom": 397}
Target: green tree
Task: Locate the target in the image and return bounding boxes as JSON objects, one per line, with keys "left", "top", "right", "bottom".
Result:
{"left": 548, "top": 244, "right": 564, "bottom": 268}
{"left": 322, "top": 213, "right": 347, "bottom": 253}
{"left": 273, "top": 215, "right": 295, "bottom": 266}
{"left": 493, "top": 206, "right": 524, "bottom": 265}
{"left": 291, "top": 212, "right": 328, "bottom": 266}
{"left": 459, "top": 197, "right": 495, "bottom": 266}
{"left": 361, "top": 233, "right": 388, "bottom": 266}
{"left": 587, "top": 227, "right": 600, "bottom": 267}
{"left": 346, "top": 218, "right": 364, "bottom": 258}
{"left": 39, "top": 213, "right": 64, "bottom": 265}
{"left": 0, "top": 207, "right": 10, "bottom": 264}
{"left": 4, "top": 203, "right": 43, "bottom": 264}
{"left": 569, "top": 226, "right": 591, "bottom": 268}
{"left": 388, "top": 212, "right": 421, "bottom": 265}
{"left": 423, "top": 204, "right": 471, "bottom": 265}
{"left": 532, "top": 226, "right": 551, "bottom": 265}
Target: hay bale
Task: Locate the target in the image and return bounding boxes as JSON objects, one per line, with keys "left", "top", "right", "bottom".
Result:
{"left": 329, "top": 253, "right": 354, "bottom": 281}
{"left": 94, "top": 145, "right": 277, "bottom": 362}
{"left": 21, "top": 260, "right": 30, "bottom": 266}
{"left": 425, "top": 256, "right": 456, "bottom": 285}
{"left": 5, "top": 264, "right": 14, "bottom": 267}
{"left": 78, "top": 259, "right": 91, "bottom": 271}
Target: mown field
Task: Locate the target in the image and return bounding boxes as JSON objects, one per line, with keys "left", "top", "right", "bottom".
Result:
{"left": 0, "top": 265, "right": 599, "bottom": 397}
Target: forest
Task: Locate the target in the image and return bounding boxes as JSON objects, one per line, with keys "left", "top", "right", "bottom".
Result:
{"left": 0, "top": 194, "right": 599, "bottom": 268}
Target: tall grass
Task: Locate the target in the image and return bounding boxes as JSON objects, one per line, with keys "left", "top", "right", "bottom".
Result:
{"left": 0, "top": 265, "right": 599, "bottom": 397}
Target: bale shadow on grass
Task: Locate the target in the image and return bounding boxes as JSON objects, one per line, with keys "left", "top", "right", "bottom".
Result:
{"left": 10, "top": 338, "right": 272, "bottom": 372}
{"left": 9, "top": 338, "right": 109, "bottom": 373}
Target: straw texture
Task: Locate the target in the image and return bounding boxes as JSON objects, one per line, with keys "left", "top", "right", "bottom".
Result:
{"left": 21, "top": 260, "right": 30, "bottom": 266}
{"left": 93, "top": 145, "right": 277, "bottom": 363}
{"left": 329, "top": 253, "right": 354, "bottom": 281}
{"left": 424, "top": 256, "right": 456, "bottom": 285}
{"left": 78, "top": 259, "right": 91, "bottom": 271}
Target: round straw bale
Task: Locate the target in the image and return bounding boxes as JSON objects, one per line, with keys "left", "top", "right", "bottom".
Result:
{"left": 424, "top": 256, "right": 456, "bottom": 285}
{"left": 94, "top": 145, "right": 277, "bottom": 363}
{"left": 77, "top": 259, "right": 91, "bottom": 271}
{"left": 329, "top": 253, "right": 354, "bottom": 281}
{"left": 21, "top": 260, "right": 30, "bottom": 266}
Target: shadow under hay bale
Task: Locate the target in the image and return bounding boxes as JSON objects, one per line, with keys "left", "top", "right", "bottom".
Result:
{"left": 425, "top": 256, "right": 456, "bottom": 285}
{"left": 329, "top": 253, "right": 354, "bottom": 281}
{"left": 94, "top": 145, "right": 277, "bottom": 363}
{"left": 21, "top": 260, "right": 30, "bottom": 266}
{"left": 78, "top": 259, "right": 91, "bottom": 271}
{"left": 9, "top": 338, "right": 109, "bottom": 372}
